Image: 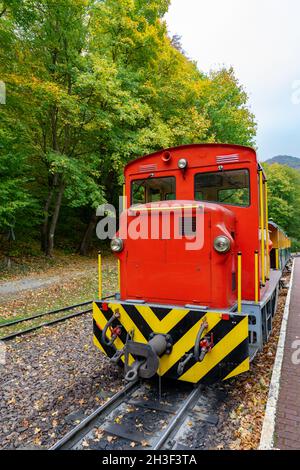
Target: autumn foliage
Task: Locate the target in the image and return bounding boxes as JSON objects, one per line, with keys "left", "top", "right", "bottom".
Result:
{"left": 0, "top": 0, "right": 257, "bottom": 258}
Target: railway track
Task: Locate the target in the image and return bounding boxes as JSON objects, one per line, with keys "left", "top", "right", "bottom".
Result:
{"left": 0, "top": 295, "right": 114, "bottom": 341}
{"left": 50, "top": 379, "right": 222, "bottom": 450}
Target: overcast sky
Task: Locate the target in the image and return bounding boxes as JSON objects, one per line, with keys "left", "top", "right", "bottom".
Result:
{"left": 165, "top": 0, "right": 300, "bottom": 160}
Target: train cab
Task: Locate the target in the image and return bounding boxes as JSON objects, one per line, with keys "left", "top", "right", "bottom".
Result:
{"left": 120, "top": 144, "right": 262, "bottom": 308}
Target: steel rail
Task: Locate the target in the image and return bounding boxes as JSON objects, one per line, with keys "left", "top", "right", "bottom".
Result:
{"left": 50, "top": 381, "right": 203, "bottom": 451}
{"left": 0, "top": 294, "right": 116, "bottom": 341}
{"left": 0, "top": 294, "right": 115, "bottom": 329}
{"left": 0, "top": 308, "right": 92, "bottom": 341}
{"left": 0, "top": 300, "right": 93, "bottom": 329}
{"left": 153, "top": 385, "right": 202, "bottom": 450}
{"left": 50, "top": 381, "right": 139, "bottom": 450}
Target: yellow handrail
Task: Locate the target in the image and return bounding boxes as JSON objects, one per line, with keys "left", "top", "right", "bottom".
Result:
{"left": 237, "top": 252, "right": 242, "bottom": 313}
{"left": 259, "top": 170, "right": 266, "bottom": 285}
{"left": 98, "top": 252, "right": 102, "bottom": 299}
{"left": 265, "top": 182, "right": 270, "bottom": 279}
{"left": 123, "top": 183, "right": 127, "bottom": 211}
{"left": 129, "top": 204, "right": 201, "bottom": 212}
{"left": 275, "top": 248, "right": 279, "bottom": 270}
{"left": 255, "top": 250, "right": 259, "bottom": 303}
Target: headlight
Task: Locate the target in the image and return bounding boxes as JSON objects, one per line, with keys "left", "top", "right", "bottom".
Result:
{"left": 178, "top": 158, "right": 188, "bottom": 169}
{"left": 214, "top": 236, "right": 231, "bottom": 253}
{"left": 110, "top": 238, "right": 124, "bottom": 253}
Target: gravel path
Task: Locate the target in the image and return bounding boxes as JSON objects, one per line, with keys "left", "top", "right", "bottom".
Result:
{"left": 0, "top": 276, "right": 61, "bottom": 298}
{"left": 0, "top": 268, "right": 99, "bottom": 302}
{"left": 0, "top": 315, "right": 123, "bottom": 449}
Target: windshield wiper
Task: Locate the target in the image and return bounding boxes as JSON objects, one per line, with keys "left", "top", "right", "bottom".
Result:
{"left": 132, "top": 173, "right": 154, "bottom": 196}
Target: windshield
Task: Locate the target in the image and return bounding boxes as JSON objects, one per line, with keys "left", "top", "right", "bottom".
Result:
{"left": 194, "top": 169, "right": 250, "bottom": 207}
{"left": 131, "top": 176, "right": 176, "bottom": 205}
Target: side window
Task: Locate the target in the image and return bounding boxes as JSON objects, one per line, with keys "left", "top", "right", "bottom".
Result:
{"left": 194, "top": 169, "right": 250, "bottom": 207}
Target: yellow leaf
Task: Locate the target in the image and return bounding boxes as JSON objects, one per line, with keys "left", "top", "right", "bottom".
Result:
{"left": 115, "top": 414, "right": 123, "bottom": 424}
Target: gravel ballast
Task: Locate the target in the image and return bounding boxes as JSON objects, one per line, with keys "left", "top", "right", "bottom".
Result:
{"left": 0, "top": 314, "right": 123, "bottom": 449}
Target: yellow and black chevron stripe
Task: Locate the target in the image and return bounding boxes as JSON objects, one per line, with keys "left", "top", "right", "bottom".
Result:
{"left": 93, "top": 301, "right": 249, "bottom": 384}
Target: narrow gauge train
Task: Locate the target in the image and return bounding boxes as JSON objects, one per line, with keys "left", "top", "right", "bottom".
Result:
{"left": 93, "top": 144, "right": 291, "bottom": 384}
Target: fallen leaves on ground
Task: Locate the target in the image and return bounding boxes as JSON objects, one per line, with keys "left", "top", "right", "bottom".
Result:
{"left": 94, "top": 428, "right": 104, "bottom": 440}
{"left": 218, "top": 283, "right": 290, "bottom": 450}
{"left": 82, "top": 439, "right": 90, "bottom": 448}
{"left": 0, "top": 312, "right": 123, "bottom": 450}
{"left": 0, "top": 254, "right": 117, "bottom": 325}
{"left": 114, "top": 414, "right": 123, "bottom": 424}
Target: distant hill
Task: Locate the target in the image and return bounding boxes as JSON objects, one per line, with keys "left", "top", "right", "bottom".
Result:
{"left": 265, "top": 155, "right": 300, "bottom": 171}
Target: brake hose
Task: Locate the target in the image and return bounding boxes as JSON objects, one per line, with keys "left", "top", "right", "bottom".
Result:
{"left": 194, "top": 321, "right": 209, "bottom": 362}
{"left": 101, "top": 314, "right": 120, "bottom": 347}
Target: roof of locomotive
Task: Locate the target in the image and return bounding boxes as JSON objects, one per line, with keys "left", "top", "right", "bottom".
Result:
{"left": 124, "top": 143, "right": 257, "bottom": 174}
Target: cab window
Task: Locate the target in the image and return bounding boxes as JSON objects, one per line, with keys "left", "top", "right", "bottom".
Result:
{"left": 131, "top": 176, "right": 176, "bottom": 205}
{"left": 194, "top": 169, "right": 250, "bottom": 207}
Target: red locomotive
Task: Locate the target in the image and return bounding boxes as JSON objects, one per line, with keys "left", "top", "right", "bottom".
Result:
{"left": 93, "top": 144, "right": 291, "bottom": 384}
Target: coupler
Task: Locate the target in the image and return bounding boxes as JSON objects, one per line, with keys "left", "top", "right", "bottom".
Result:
{"left": 124, "top": 334, "right": 172, "bottom": 382}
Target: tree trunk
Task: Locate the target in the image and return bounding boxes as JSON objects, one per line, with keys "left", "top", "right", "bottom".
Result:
{"left": 46, "top": 181, "right": 65, "bottom": 257}
{"left": 41, "top": 187, "right": 54, "bottom": 253}
{"left": 79, "top": 212, "right": 99, "bottom": 256}
{"left": 40, "top": 174, "right": 59, "bottom": 253}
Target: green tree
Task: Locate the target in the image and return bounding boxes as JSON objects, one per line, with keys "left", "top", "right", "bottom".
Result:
{"left": 0, "top": 118, "right": 36, "bottom": 232}
{"left": 263, "top": 163, "right": 300, "bottom": 245}
{"left": 198, "top": 68, "right": 256, "bottom": 146}
{"left": 1, "top": 1, "right": 116, "bottom": 256}
{"left": 0, "top": 0, "right": 257, "bottom": 258}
